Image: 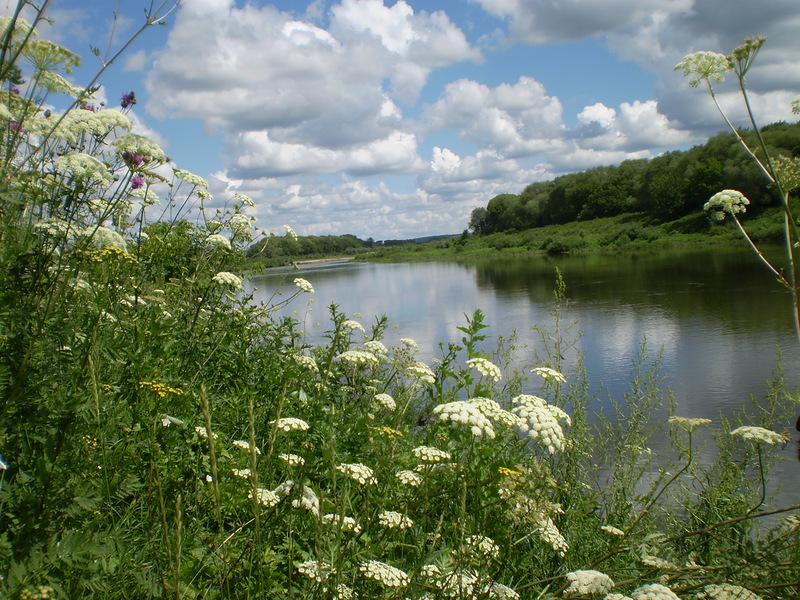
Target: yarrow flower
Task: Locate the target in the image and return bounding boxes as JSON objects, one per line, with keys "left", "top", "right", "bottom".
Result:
{"left": 232, "top": 440, "right": 261, "bottom": 454}
{"left": 405, "top": 361, "right": 435, "bottom": 384}
{"left": 336, "top": 462, "right": 377, "bottom": 485}
{"left": 194, "top": 426, "right": 218, "bottom": 440}
{"left": 271, "top": 417, "right": 310, "bottom": 432}
{"left": 279, "top": 453, "right": 305, "bottom": 466}
{"left": 565, "top": 570, "right": 615, "bottom": 596}
{"left": 675, "top": 51, "right": 732, "bottom": 87}
{"left": 704, "top": 189, "right": 749, "bottom": 221}
{"left": 359, "top": 560, "right": 409, "bottom": 588}
{"left": 249, "top": 488, "right": 280, "bottom": 507}
{"left": 212, "top": 271, "right": 243, "bottom": 290}
{"left": 294, "top": 277, "right": 314, "bottom": 293}
{"left": 532, "top": 366, "right": 566, "bottom": 383}
{"left": 730, "top": 425, "right": 787, "bottom": 445}
{"left": 433, "top": 400, "right": 496, "bottom": 438}
{"left": 378, "top": 510, "right": 414, "bottom": 530}
{"left": 396, "top": 469, "right": 423, "bottom": 487}
{"left": 412, "top": 445, "right": 451, "bottom": 463}
{"left": 630, "top": 584, "right": 680, "bottom": 600}
{"left": 464, "top": 535, "right": 499, "bottom": 559}
{"left": 204, "top": 234, "right": 231, "bottom": 250}
{"left": 373, "top": 393, "right": 396, "bottom": 411}
{"left": 297, "top": 560, "right": 334, "bottom": 583}
{"left": 537, "top": 516, "right": 569, "bottom": 557}
{"left": 467, "top": 357, "right": 502, "bottom": 382}
{"left": 337, "top": 350, "right": 379, "bottom": 365}
{"left": 321, "top": 513, "right": 362, "bottom": 534}
{"left": 698, "top": 583, "right": 762, "bottom": 600}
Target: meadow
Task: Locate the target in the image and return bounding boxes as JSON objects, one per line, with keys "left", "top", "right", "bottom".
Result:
{"left": 0, "top": 6, "right": 798, "bottom": 600}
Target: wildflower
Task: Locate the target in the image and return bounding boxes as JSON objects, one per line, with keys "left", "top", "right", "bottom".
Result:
{"left": 232, "top": 468, "right": 251, "bottom": 478}
{"left": 642, "top": 556, "right": 678, "bottom": 570}
{"left": 730, "top": 425, "right": 786, "bottom": 445}
{"left": 321, "top": 513, "right": 362, "bottom": 533}
{"left": 205, "top": 234, "right": 231, "bottom": 250}
{"left": 433, "top": 400, "right": 496, "bottom": 438}
{"left": 464, "top": 535, "right": 499, "bottom": 559}
{"left": 537, "top": 516, "right": 569, "bottom": 556}
{"left": 337, "top": 350, "right": 379, "bottom": 365}
{"left": 335, "top": 584, "right": 354, "bottom": 599}
{"left": 372, "top": 425, "right": 403, "bottom": 437}
{"left": 396, "top": 469, "right": 423, "bottom": 487}
{"left": 195, "top": 426, "right": 218, "bottom": 440}
{"left": 359, "top": 560, "right": 409, "bottom": 587}
{"left": 139, "top": 380, "right": 184, "bottom": 398}
{"left": 121, "top": 90, "right": 136, "bottom": 108}
{"left": 271, "top": 417, "right": 310, "bottom": 432}
{"left": 486, "top": 582, "right": 520, "bottom": 599}
{"left": 279, "top": 453, "right": 305, "bottom": 466}
{"left": 373, "top": 393, "right": 396, "bottom": 411}
{"left": 113, "top": 132, "right": 167, "bottom": 164}
{"left": 565, "top": 570, "right": 615, "bottom": 596}
{"left": 212, "top": 271, "right": 243, "bottom": 290}
{"left": 232, "top": 440, "right": 261, "bottom": 454}
{"left": 512, "top": 395, "right": 566, "bottom": 453}
{"left": 601, "top": 525, "right": 625, "bottom": 536}
{"left": 470, "top": 397, "right": 522, "bottom": 428}
{"left": 249, "top": 488, "right": 280, "bottom": 507}
{"left": 698, "top": 584, "right": 762, "bottom": 600}
{"left": 55, "top": 152, "right": 112, "bottom": 185}
{"left": 124, "top": 152, "right": 144, "bottom": 168}
{"left": 441, "top": 570, "right": 480, "bottom": 596}
{"left": 235, "top": 192, "right": 255, "bottom": 206}
{"left": 291, "top": 484, "right": 319, "bottom": 515}
{"left": 365, "top": 340, "right": 388, "bottom": 355}
{"left": 467, "top": 357, "right": 502, "bottom": 382}
{"left": 336, "top": 462, "right": 377, "bottom": 485}
{"left": 378, "top": 510, "right": 413, "bottom": 529}
{"left": 674, "top": 51, "right": 731, "bottom": 87}
{"left": 400, "top": 337, "right": 419, "bottom": 352}
{"left": 131, "top": 174, "right": 145, "bottom": 189}
{"left": 405, "top": 361, "right": 436, "bottom": 384}
{"left": 532, "top": 366, "right": 566, "bottom": 383}
{"left": 668, "top": 416, "right": 712, "bottom": 431}
{"left": 412, "top": 445, "right": 451, "bottom": 463}
{"left": 498, "top": 466, "right": 522, "bottom": 477}
{"left": 342, "top": 319, "right": 365, "bottom": 332}
{"left": 39, "top": 71, "right": 84, "bottom": 97}
{"left": 631, "top": 584, "right": 680, "bottom": 600}
{"left": 283, "top": 224, "right": 297, "bottom": 239}
{"left": 174, "top": 168, "right": 208, "bottom": 189}
{"left": 130, "top": 186, "right": 159, "bottom": 205}
{"left": 294, "top": 277, "right": 314, "bottom": 293}
{"left": 229, "top": 213, "right": 251, "bottom": 235}
{"left": 704, "top": 189, "right": 749, "bottom": 221}
{"left": 605, "top": 595, "right": 633, "bottom": 600}
{"left": 297, "top": 560, "right": 334, "bottom": 583}
{"left": 294, "top": 353, "right": 318, "bottom": 371}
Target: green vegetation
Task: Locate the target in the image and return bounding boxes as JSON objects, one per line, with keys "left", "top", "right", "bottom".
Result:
{"left": 0, "top": 9, "right": 798, "bottom": 600}
{"left": 246, "top": 232, "right": 371, "bottom": 268}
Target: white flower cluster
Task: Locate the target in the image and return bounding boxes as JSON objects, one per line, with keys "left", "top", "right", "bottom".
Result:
{"left": 412, "top": 445, "right": 451, "bottom": 463}
{"left": 486, "top": 582, "right": 520, "bottom": 599}
{"left": 271, "top": 417, "right": 310, "bottom": 432}
{"left": 642, "top": 555, "right": 678, "bottom": 570}
{"left": 278, "top": 453, "right": 305, "bottom": 466}
{"left": 283, "top": 224, "right": 297, "bottom": 239}
{"left": 675, "top": 50, "right": 731, "bottom": 86}
{"left": 378, "top": 510, "right": 413, "bottom": 530}
{"left": 441, "top": 570, "right": 479, "bottom": 597}
{"left": 297, "top": 560, "right": 334, "bottom": 583}
{"left": 321, "top": 513, "right": 362, "bottom": 534}
{"left": 400, "top": 338, "right": 419, "bottom": 352}
{"left": 204, "top": 234, "right": 231, "bottom": 251}
{"left": 630, "top": 583, "right": 680, "bottom": 600}
{"left": 212, "top": 271, "right": 243, "bottom": 290}
{"left": 668, "top": 416, "right": 712, "bottom": 431}
{"left": 433, "top": 401, "right": 495, "bottom": 438}
{"left": 337, "top": 350, "right": 379, "bottom": 365}
{"left": 601, "top": 525, "right": 625, "bottom": 536}
{"left": 90, "top": 226, "right": 128, "bottom": 251}
{"left": 359, "top": 560, "right": 409, "bottom": 587}
{"left": 730, "top": 426, "right": 787, "bottom": 445}
{"left": 405, "top": 361, "right": 436, "bottom": 384}
{"left": 51, "top": 108, "right": 131, "bottom": 143}
{"left": 235, "top": 192, "right": 255, "bottom": 207}
{"left": 565, "top": 570, "right": 615, "bottom": 595}
{"left": 364, "top": 340, "right": 388, "bottom": 355}
{"left": 469, "top": 397, "right": 521, "bottom": 428}
{"left": 293, "top": 277, "right": 314, "bottom": 293}
{"left": 532, "top": 366, "right": 566, "bottom": 383}
{"left": 232, "top": 440, "right": 261, "bottom": 454}
{"left": 342, "top": 319, "right": 365, "bottom": 332}
{"left": 536, "top": 516, "right": 569, "bottom": 557}
{"left": 232, "top": 468, "right": 251, "bottom": 478}
{"left": 194, "top": 426, "right": 218, "bottom": 440}
{"left": 55, "top": 152, "right": 112, "bottom": 185}
{"left": 294, "top": 353, "right": 318, "bottom": 372}
{"left": 174, "top": 168, "right": 208, "bottom": 189}
{"left": 249, "top": 488, "right": 280, "bottom": 507}
{"left": 396, "top": 469, "right": 423, "bottom": 487}
{"left": 698, "top": 584, "right": 762, "bottom": 600}
{"left": 704, "top": 189, "right": 749, "bottom": 221}
{"left": 464, "top": 535, "right": 499, "bottom": 559}
{"left": 373, "top": 393, "right": 396, "bottom": 411}
{"left": 291, "top": 484, "right": 319, "bottom": 516}
{"left": 467, "top": 357, "right": 502, "bottom": 382}
{"left": 512, "top": 395, "right": 567, "bottom": 453}
{"left": 113, "top": 132, "right": 167, "bottom": 163}
{"left": 336, "top": 462, "right": 377, "bottom": 485}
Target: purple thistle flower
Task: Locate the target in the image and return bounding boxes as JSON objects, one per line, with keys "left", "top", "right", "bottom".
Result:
{"left": 121, "top": 91, "right": 136, "bottom": 109}
{"left": 125, "top": 152, "right": 144, "bottom": 168}
{"left": 10, "top": 121, "right": 23, "bottom": 133}
{"left": 131, "top": 174, "right": 145, "bottom": 189}
{"left": 10, "top": 85, "right": 19, "bottom": 95}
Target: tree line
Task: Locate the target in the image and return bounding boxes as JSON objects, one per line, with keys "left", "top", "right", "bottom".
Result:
{"left": 469, "top": 121, "right": 800, "bottom": 235}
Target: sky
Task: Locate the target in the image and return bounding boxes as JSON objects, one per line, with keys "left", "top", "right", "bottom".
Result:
{"left": 12, "top": 0, "right": 800, "bottom": 240}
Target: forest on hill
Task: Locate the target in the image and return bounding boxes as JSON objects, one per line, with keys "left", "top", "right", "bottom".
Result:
{"left": 468, "top": 121, "right": 800, "bottom": 235}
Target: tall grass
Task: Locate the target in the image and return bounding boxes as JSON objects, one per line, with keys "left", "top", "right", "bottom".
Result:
{"left": 0, "top": 6, "right": 798, "bottom": 599}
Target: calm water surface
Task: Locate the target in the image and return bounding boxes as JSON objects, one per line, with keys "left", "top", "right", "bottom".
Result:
{"left": 245, "top": 246, "right": 800, "bottom": 501}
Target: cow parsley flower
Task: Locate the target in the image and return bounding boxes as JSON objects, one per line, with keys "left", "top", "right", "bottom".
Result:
{"left": 532, "top": 366, "right": 566, "bottom": 383}
{"left": 396, "top": 469, "right": 423, "bottom": 487}
{"left": 212, "top": 271, "right": 243, "bottom": 290}
{"left": 293, "top": 277, "right": 314, "bottom": 293}
{"left": 433, "top": 400, "right": 496, "bottom": 438}
{"left": 235, "top": 192, "right": 255, "bottom": 206}
{"left": 294, "top": 353, "right": 318, "bottom": 371}
{"left": 565, "top": 570, "right": 615, "bottom": 596}
{"left": 792, "top": 95, "right": 800, "bottom": 115}
{"left": 232, "top": 440, "right": 261, "bottom": 454}
{"left": 537, "top": 517, "right": 569, "bottom": 557}
{"left": 412, "top": 446, "right": 451, "bottom": 463}
{"left": 730, "top": 426, "right": 786, "bottom": 445}
{"left": 321, "top": 513, "right": 362, "bottom": 534}
{"left": 400, "top": 338, "right": 419, "bottom": 352}
{"left": 668, "top": 416, "right": 712, "bottom": 432}
{"left": 469, "top": 397, "right": 522, "bottom": 428}
{"left": 337, "top": 350, "right": 379, "bottom": 365}
{"left": 512, "top": 395, "right": 566, "bottom": 453}
{"left": 698, "top": 584, "right": 762, "bottom": 600}
{"left": 405, "top": 361, "right": 435, "bottom": 384}
{"left": 467, "top": 357, "right": 502, "bottom": 382}
{"left": 232, "top": 468, "right": 251, "bottom": 478}
{"left": 205, "top": 234, "right": 232, "bottom": 250}
{"left": 249, "top": 488, "right": 280, "bottom": 507}
{"left": 194, "top": 426, "right": 218, "bottom": 439}
{"left": 675, "top": 50, "right": 731, "bottom": 86}
{"left": 704, "top": 189, "right": 749, "bottom": 221}
{"left": 55, "top": 152, "right": 112, "bottom": 185}
{"left": 174, "top": 168, "right": 208, "bottom": 189}
{"left": 229, "top": 213, "right": 251, "bottom": 235}
{"left": 373, "top": 393, "right": 396, "bottom": 411}
{"left": 291, "top": 484, "right": 319, "bottom": 515}
{"left": 359, "top": 560, "right": 409, "bottom": 587}
{"left": 464, "top": 535, "right": 499, "bottom": 559}
{"left": 342, "top": 319, "right": 365, "bottom": 332}
{"left": 336, "top": 462, "right": 377, "bottom": 485}
{"left": 486, "top": 582, "right": 520, "bottom": 599}
{"left": 271, "top": 417, "right": 310, "bottom": 432}
{"left": 297, "top": 560, "right": 334, "bottom": 583}
{"left": 113, "top": 133, "right": 167, "bottom": 163}
{"left": 630, "top": 584, "right": 680, "bottom": 600}
{"left": 378, "top": 510, "right": 413, "bottom": 529}
{"left": 279, "top": 453, "right": 305, "bottom": 466}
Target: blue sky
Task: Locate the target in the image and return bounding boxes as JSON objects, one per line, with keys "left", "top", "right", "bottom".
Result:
{"left": 16, "top": 0, "right": 800, "bottom": 240}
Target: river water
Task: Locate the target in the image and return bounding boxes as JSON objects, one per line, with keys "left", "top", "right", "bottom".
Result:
{"left": 245, "top": 246, "right": 800, "bottom": 503}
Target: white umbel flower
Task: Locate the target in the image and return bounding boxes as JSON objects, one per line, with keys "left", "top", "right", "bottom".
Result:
{"left": 565, "top": 570, "right": 615, "bottom": 595}
{"left": 433, "top": 400, "right": 495, "bottom": 438}
{"left": 359, "top": 560, "right": 409, "bottom": 587}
